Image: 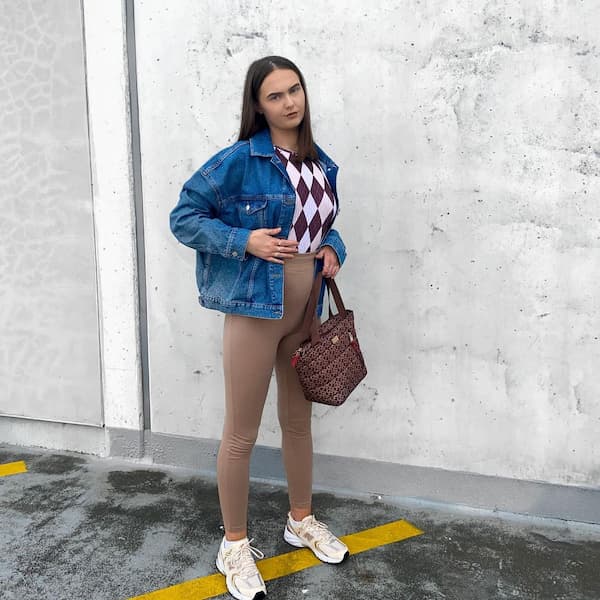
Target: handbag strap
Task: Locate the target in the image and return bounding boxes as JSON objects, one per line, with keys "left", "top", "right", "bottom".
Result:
{"left": 300, "top": 272, "right": 323, "bottom": 340}
{"left": 299, "top": 275, "right": 348, "bottom": 344}
{"left": 325, "top": 278, "right": 346, "bottom": 316}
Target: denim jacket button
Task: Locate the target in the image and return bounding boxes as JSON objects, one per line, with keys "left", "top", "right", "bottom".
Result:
{"left": 232, "top": 251, "right": 238, "bottom": 257}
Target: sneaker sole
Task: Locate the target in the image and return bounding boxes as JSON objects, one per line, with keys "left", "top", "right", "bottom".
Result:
{"left": 283, "top": 525, "right": 349, "bottom": 564}
{"left": 215, "top": 553, "right": 266, "bottom": 600}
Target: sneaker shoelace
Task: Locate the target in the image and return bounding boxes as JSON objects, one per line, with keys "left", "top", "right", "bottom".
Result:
{"left": 227, "top": 538, "right": 265, "bottom": 577}
{"left": 297, "top": 516, "right": 337, "bottom": 544}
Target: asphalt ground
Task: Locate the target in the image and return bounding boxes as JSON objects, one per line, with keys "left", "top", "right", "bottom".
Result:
{"left": 1, "top": 444, "right": 599, "bottom": 600}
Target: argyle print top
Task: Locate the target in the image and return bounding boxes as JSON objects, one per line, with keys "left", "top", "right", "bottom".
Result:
{"left": 274, "top": 146, "right": 337, "bottom": 253}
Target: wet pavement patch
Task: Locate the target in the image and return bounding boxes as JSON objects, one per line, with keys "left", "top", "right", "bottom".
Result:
{"left": 0, "top": 449, "right": 36, "bottom": 464}
{"left": 9, "top": 478, "right": 85, "bottom": 515}
{"left": 0, "top": 449, "right": 85, "bottom": 475}
{"left": 34, "top": 453, "right": 86, "bottom": 475}
{"left": 389, "top": 516, "right": 600, "bottom": 600}
{"left": 87, "top": 498, "right": 180, "bottom": 552}
{"left": 107, "top": 469, "right": 170, "bottom": 494}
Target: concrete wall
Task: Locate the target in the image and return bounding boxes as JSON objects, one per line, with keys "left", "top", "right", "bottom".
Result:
{"left": 140, "top": 1, "right": 600, "bottom": 487}
{"left": 0, "top": 0, "right": 142, "bottom": 455}
{"left": 0, "top": 0, "right": 102, "bottom": 426}
{"left": 1, "top": 0, "right": 599, "bottom": 504}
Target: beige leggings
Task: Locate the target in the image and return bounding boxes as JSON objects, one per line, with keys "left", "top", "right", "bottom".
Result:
{"left": 217, "top": 252, "right": 316, "bottom": 533}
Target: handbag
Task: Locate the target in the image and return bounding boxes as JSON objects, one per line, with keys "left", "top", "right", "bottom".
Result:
{"left": 291, "top": 273, "right": 367, "bottom": 406}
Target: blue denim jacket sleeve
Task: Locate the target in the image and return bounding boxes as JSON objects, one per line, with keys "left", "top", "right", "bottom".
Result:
{"left": 319, "top": 227, "right": 347, "bottom": 266}
{"left": 169, "top": 171, "right": 251, "bottom": 261}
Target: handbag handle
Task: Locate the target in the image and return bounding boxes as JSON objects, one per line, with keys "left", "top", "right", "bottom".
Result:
{"left": 325, "top": 278, "right": 346, "bottom": 316}
{"left": 299, "top": 275, "right": 347, "bottom": 344}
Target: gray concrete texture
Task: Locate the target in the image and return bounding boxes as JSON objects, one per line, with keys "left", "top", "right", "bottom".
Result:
{"left": 0, "top": 0, "right": 103, "bottom": 425}
{"left": 1, "top": 444, "right": 599, "bottom": 600}
{"left": 142, "top": 0, "right": 600, "bottom": 490}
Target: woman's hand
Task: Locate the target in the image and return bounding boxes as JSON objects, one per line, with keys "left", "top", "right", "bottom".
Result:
{"left": 246, "top": 227, "right": 298, "bottom": 264}
{"left": 316, "top": 245, "right": 340, "bottom": 278}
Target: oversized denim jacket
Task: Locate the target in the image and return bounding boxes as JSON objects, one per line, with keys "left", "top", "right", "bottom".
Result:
{"left": 170, "top": 128, "right": 347, "bottom": 319}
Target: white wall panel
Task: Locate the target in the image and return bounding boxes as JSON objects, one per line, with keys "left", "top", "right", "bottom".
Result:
{"left": 0, "top": 0, "right": 102, "bottom": 425}
{"left": 136, "top": 1, "right": 600, "bottom": 486}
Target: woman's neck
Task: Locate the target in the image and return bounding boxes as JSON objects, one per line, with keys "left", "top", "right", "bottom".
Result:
{"left": 270, "top": 128, "right": 299, "bottom": 153}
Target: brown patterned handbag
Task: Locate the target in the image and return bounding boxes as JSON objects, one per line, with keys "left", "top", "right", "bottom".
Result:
{"left": 291, "top": 273, "right": 367, "bottom": 406}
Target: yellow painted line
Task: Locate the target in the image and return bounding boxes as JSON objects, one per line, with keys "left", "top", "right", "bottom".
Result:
{"left": 130, "top": 519, "right": 423, "bottom": 600}
{"left": 0, "top": 460, "right": 28, "bottom": 477}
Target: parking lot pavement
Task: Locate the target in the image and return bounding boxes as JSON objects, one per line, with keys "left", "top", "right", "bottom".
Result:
{"left": 1, "top": 444, "right": 599, "bottom": 599}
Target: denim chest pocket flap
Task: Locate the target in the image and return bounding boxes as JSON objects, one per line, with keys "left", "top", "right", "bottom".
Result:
{"left": 234, "top": 196, "right": 270, "bottom": 228}
{"left": 242, "top": 197, "right": 268, "bottom": 214}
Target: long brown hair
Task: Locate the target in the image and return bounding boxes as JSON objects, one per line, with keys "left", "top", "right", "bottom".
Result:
{"left": 238, "top": 56, "right": 318, "bottom": 161}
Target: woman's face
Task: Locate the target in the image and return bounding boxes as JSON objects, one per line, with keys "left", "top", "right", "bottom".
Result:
{"left": 256, "top": 68, "right": 306, "bottom": 136}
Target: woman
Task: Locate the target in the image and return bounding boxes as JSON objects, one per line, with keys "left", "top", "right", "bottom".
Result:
{"left": 170, "top": 56, "right": 348, "bottom": 600}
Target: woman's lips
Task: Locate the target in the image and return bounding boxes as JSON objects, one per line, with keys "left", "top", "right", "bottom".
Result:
{"left": 285, "top": 112, "right": 299, "bottom": 118}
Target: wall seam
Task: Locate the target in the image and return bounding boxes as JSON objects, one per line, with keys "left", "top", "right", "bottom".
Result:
{"left": 124, "top": 0, "right": 151, "bottom": 433}
{"left": 79, "top": 0, "right": 106, "bottom": 429}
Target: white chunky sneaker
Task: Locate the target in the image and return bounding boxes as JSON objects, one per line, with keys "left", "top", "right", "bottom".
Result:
{"left": 284, "top": 513, "right": 349, "bottom": 564}
{"left": 216, "top": 537, "right": 267, "bottom": 600}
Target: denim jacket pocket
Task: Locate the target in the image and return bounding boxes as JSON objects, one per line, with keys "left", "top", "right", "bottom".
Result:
{"left": 236, "top": 196, "right": 269, "bottom": 229}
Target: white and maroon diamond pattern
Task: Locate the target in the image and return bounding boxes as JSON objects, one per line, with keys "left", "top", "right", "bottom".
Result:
{"left": 275, "top": 147, "right": 336, "bottom": 253}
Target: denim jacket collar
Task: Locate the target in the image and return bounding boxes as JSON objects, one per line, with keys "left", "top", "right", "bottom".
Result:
{"left": 248, "top": 128, "right": 274, "bottom": 157}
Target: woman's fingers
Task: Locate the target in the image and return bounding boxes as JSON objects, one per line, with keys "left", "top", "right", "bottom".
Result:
{"left": 323, "top": 264, "right": 338, "bottom": 277}
{"left": 252, "top": 229, "right": 297, "bottom": 263}
{"left": 250, "top": 229, "right": 357, "bottom": 266}
{"left": 271, "top": 235, "right": 298, "bottom": 261}
{"left": 324, "top": 263, "right": 339, "bottom": 278}
{"left": 316, "top": 246, "right": 340, "bottom": 277}
{"left": 274, "top": 239, "right": 298, "bottom": 254}
{"left": 248, "top": 228, "right": 298, "bottom": 262}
